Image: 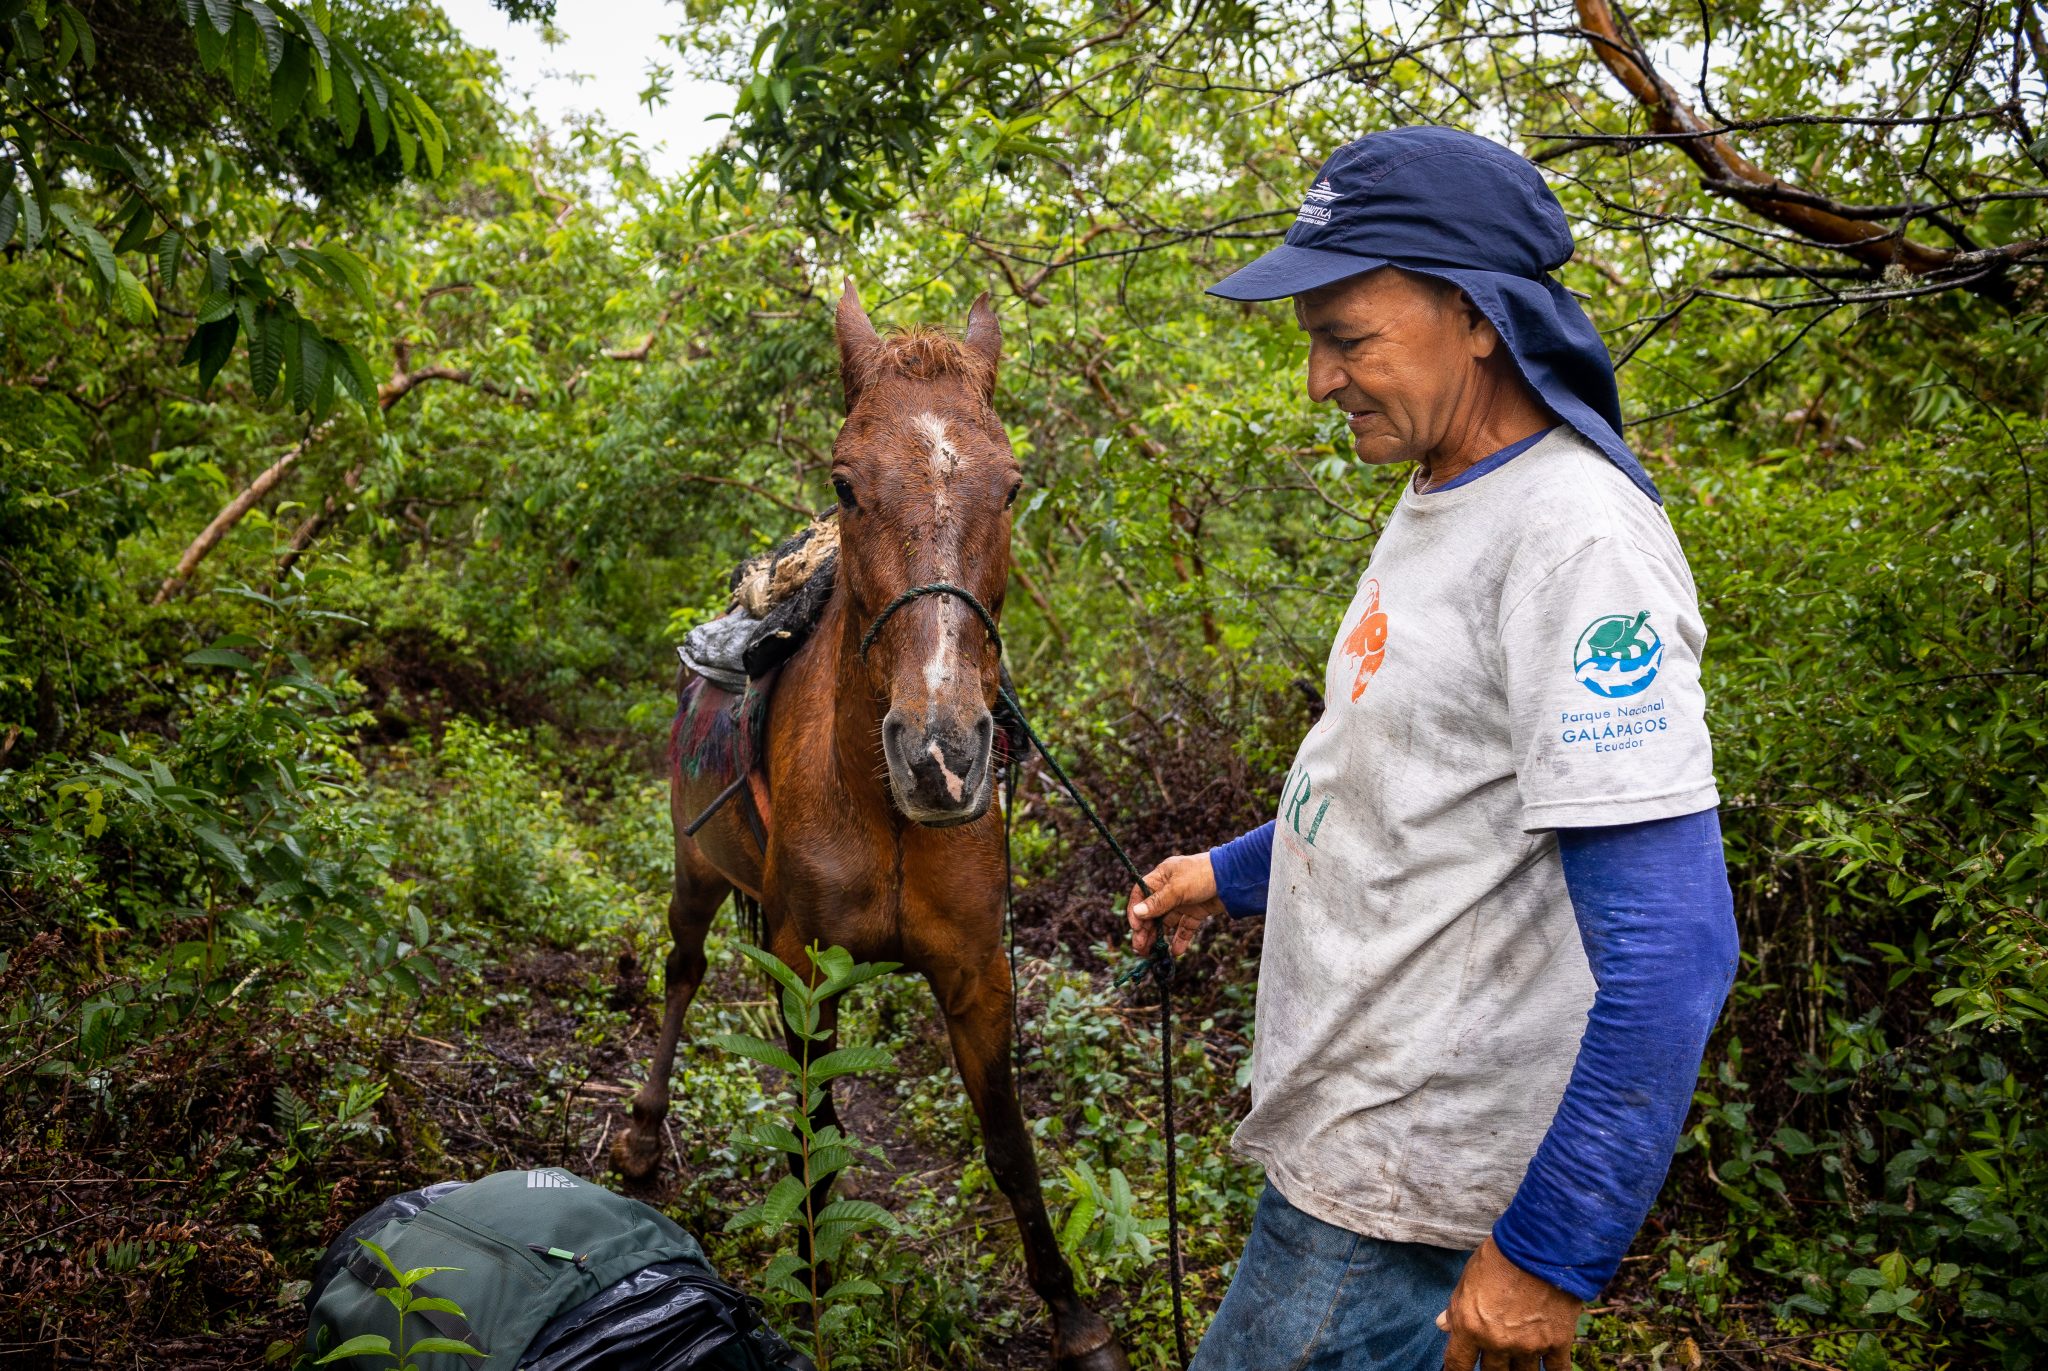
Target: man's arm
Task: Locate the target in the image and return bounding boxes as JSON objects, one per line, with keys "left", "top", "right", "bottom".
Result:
{"left": 1208, "top": 820, "right": 1275, "bottom": 918}
{"left": 1443, "top": 806, "right": 1737, "bottom": 1368}
{"left": 1491, "top": 806, "right": 1738, "bottom": 1296}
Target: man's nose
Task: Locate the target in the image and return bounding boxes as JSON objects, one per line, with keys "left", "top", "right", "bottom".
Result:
{"left": 1305, "top": 346, "right": 1347, "bottom": 405}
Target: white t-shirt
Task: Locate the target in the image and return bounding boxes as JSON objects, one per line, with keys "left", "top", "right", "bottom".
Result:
{"left": 1234, "top": 426, "right": 1718, "bottom": 1248}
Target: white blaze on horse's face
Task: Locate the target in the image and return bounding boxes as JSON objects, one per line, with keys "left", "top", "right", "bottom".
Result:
{"left": 834, "top": 281, "right": 1013, "bottom": 829}
{"left": 913, "top": 411, "right": 974, "bottom": 807}
{"left": 916, "top": 412, "right": 963, "bottom": 539}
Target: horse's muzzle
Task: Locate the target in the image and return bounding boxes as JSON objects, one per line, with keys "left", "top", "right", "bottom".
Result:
{"left": 881, "top": 707, "right": 995, "bottom": 826}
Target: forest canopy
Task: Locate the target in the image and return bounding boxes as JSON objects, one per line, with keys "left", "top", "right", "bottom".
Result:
{"left": 1, "top": 0, "right": 2043, "bottom": 1367}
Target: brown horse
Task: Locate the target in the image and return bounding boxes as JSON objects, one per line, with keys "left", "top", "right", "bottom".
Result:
{"left": 612, "top": 282, "right": 1130, "bottom": 1370}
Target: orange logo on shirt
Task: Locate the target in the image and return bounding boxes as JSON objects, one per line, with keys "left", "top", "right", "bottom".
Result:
{"left": 1340, "top": 579, "right": 1389, "bottom": 701}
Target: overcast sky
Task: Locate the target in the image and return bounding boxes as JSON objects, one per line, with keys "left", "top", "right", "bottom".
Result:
{"left": 439, "top": 0, "right": 733, "bottom": 178}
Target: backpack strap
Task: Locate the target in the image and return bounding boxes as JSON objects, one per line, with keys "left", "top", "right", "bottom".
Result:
{"left": 343, "top": 1248, "right": 489, "bottom": 1370}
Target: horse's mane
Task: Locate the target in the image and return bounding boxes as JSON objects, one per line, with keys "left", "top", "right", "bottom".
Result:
{"left": 850, "top": 326, "right": 994, "bottom": 396}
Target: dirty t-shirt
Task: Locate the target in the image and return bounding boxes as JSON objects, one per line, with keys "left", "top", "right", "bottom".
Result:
{"left": 1234, "top": 425, "right": 1719, "bottom": 1248}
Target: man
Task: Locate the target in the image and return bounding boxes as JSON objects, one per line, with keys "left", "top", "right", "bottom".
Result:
{"left": 1123, "top": 126, "right": 1739, "bottom": 1370}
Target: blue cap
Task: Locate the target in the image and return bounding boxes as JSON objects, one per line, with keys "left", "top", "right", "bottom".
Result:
{"left": 1209, "top": 127, "right": 1660, "bottom": 504}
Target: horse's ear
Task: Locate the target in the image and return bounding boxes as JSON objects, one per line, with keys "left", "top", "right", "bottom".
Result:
{"left": 836, "top": 278, "right": 883, "bottom": 411}
{"left": 964, "top": 291, "right": 1000, "bottom": 396}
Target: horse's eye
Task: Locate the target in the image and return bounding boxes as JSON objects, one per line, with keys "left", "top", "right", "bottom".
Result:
{"left": 1004, "top": 480, "right": 1022, "bottom": 508}
{"left": 832, "top": 474, "right": 856, "bottom": 509}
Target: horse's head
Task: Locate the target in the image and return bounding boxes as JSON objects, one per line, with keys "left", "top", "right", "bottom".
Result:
{"left": 833, "top": 280, "right": 1020, "bottom": 828}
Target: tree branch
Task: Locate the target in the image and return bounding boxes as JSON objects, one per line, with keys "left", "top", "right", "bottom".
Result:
{"left": 156, "top": 361, "right": 522, "bottom": 603}
{"left": 1571, "top": 0, "right": 1976, "bottom": 284}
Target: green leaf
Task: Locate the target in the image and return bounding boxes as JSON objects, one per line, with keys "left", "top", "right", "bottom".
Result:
{"left": 57, "top": 3, "right": 93, "bottom": 67}
{"left": 192, "top": 5, "right": 226, "bottom": 67}
{"left": 244, "top": 0, "right": 284, "bottom": 72}
{"left": 330, "top": 59, "right": 361, "bottom": 142}
{"left": 0, "top": 189, "right": 18, "bottom": 250}
{"left": 814, "top": 1198, "right": 896, "bottom": 1230}
{"left": 807, "top": 1045, "right": 893, "bottom": 1083}
{"left": 821, "top": 1277, "right": 882, "bottom": 1300}
{"left": 1060, "top": 1191, "right": 1097, "bottom": 1249}
{"left": 270, "top": 37, "right": 312, "bottom": 127}
{"left": 361, "top": 77, "right": 390, "bottom": 152}
{"left": 113, "top": 269, "right": 156, "bottom": 322}
{"left": 747, "top": 1120, "right": 806, "bottom": 1155}
{"left": 703, "top": 1032, "right": 802, "bottom": 1076}
{"left": 53, "top": 7, "right": 79, "bottom": 71}
{"left": 230, "top": 9, "right": 261, "bottom": 95}
{"left": 50, "top": 203, "right": 117, "bottom": 285}
{"left": 201, "top": 0, "right": 235, "bottom": 34}
{"left": 320, "top": 243, "right": 374, "bottom": 304}
{"left": 18, "top": 186, "right": 43, "bottom": 252}
{"left": 735, "top": 943, "right": 810, "bottom": 1000}
{"left": 251, "top": 306, "right": 286, "bottom": 398}
{"left": 313, "top": 1334, "right": 392, "bottom": 1363}
{"left": 193, "top": 825, "right": 248, "bottom": 877}
{"left": 158, "top": 227, "right": 183, "bottom": 290}
{"left": 332, "top": 338, "right": 377, "bottom": 410}
{"left": 805, "top": 1143, "right": 854, "bottom": 1180}
{"left": 402, "top": 1296, "right": 464, "bottom": 1317}
{"left": 392, "top": 117, "right": 417, "bottom": 174}
{"left": 190, "top": 316, "right": 239, "bottom": 393}
{"left": 292, "top": 324, "right": 330, "bottom": 412}
{"left": 184, "top": 647, "right": 257, "bottom": 670}
{"left": 758, "top": 1250, "right": 808, "bottom": 1297}
{"left": 759, "top": 1173, "right": 807, "bottom": 1227}
{"left": 397, "top": 1264, "right": 459, "bottom": 1287}
{"left": 403, "top": 1337, "right": 486, "bottom": 1357}
{"left": 812, "top": 945, "right": 854, "bottom": 985}
{"left": 113, "top": 198, "right": 154, "bottom": 253}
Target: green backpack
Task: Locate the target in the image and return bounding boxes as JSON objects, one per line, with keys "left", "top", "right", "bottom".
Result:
{"left": 303, "top": 1169, "right": 805, "bottom": 1371}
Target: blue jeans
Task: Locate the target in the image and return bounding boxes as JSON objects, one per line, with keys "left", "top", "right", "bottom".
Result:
{"left": 1192, "top": 1183, "right": 1472, "bottom": 1371}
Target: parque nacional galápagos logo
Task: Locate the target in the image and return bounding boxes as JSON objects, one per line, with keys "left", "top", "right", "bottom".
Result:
{"left": 1573, "top": 610, "right": 1663, "bottom": 698}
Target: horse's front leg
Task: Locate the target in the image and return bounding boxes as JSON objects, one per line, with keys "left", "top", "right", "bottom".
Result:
{"left": 930, "top": 955, "right": 1130, "bottom": 1371}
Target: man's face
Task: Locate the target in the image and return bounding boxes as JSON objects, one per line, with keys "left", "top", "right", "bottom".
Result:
{"left": 1293, "top": 268, "right": 1499, "bottom": 465}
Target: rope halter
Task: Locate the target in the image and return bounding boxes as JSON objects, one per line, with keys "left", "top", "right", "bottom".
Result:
{"left": 856, "top": 581, "right": 1003, "bottom": 663}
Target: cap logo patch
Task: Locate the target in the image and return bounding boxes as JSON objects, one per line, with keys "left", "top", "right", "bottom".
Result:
{"left": 1297, "top": 177, "right": 1339, "bottom": 225}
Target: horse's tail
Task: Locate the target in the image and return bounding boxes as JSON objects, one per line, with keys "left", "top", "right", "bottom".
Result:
{"left": 732, "top": 889, "right": 764, "bottom": 951}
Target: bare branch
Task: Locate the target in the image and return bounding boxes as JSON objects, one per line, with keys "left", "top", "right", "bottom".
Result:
{"left": 1571, "top": 0, "right": 1969, "bottom": 282}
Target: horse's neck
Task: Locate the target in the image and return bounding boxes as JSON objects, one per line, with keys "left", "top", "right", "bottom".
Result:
{"left": 799, "top": 587, "right": 893, "bottom": 817}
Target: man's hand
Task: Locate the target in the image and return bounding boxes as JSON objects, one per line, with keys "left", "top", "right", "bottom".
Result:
{"left": 1437, "top": 1236, "right": 1581, "bottom": 1371}
{"left": 1124, "top": 853, "right": 1228, "bottom": 956}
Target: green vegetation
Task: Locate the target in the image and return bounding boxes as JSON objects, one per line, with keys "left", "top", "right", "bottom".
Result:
{"left": 313, "top": 1241, "right": 484, "bottom": 1371}
{"left": 711, "top": 943, "right": 904, "bottom": 1369}
{"left": 1, "top": 1, "right": 2043, "bottom": 1368}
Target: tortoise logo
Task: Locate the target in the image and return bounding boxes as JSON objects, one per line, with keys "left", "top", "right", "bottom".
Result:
{"left": 1340, "top": 579, "right": 1389, "bottom": 701}
{"left": 1573, "top": 611, "right": 1663, "bottom": 698}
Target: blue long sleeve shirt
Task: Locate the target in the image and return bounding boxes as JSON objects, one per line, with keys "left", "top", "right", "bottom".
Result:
{"left": 1205, "top": 806, "right": 1736, "bottom": 1298}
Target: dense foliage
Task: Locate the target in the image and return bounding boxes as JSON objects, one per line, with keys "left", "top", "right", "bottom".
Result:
{"left": 2, "top": 0, "right": 2043, "bottom": 1367}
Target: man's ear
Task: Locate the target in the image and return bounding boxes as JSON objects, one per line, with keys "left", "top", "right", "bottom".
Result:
{"left": 1462, "top": 295, "right": 1502, "bottom": 359}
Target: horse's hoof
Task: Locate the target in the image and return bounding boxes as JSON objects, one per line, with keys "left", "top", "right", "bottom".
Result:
{"left": 1054, "top": 1334, "right": 1130, "bottom": 1371}
{"left": 609, "top": 1125, "right": 662, "bottom": 1181}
